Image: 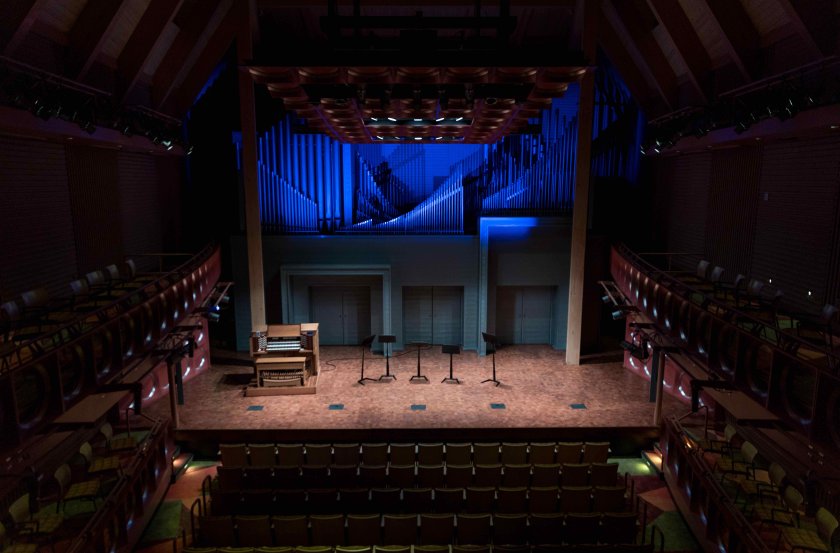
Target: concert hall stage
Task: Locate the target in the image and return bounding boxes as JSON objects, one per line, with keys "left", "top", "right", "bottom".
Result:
{"left": 155, "top": 345, "right": 687, "bottom": 454}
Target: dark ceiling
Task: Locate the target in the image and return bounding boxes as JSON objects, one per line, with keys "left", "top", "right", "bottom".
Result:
{"left": 0, "top": 0, "right": 835, "bottom": 145}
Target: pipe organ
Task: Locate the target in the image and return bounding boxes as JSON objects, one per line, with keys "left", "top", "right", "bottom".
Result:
{"left": 248, "top": 323, "right": 320, "bottom": 396}
{"left": 244, "top": 88, "right": 640, "bottom": 236}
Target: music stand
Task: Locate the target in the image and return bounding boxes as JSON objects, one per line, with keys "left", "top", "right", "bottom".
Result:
{"left": 378, "top": 335, "right": 397, "bottom": 381}
{"left": 358, "top": 335, "right": 377, "bottom": 385}
{"left": 481, "top": 332, "right": 500, "bottom": 386}
{"left": 441, "top": 345, "right": 461, "bottom": 384}
{"left": 409, "top": 342, "right": 430, "bottom": 382}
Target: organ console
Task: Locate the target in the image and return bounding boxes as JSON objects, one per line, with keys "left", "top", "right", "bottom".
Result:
{"left": 248, "top": 323, "right": 320, "bottom": 396}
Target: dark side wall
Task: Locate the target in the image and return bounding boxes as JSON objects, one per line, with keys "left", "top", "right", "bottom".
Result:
{"left": 0, "top": 134, "right": 183, "bottom": 300}
{"left": 650, "top": 134, "right": 840, "bottom": 313}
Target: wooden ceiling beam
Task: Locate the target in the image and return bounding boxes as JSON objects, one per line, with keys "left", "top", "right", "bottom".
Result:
{"left": 118, "top": 0, "right": 185, "bottom": 104}
{"left": 607, "top": 0, "right": 676, "bottom": 111}
{"left": 2, "top": 0, "right": 51, "bottom": 56}
{"left": 772, "top": 0, "right": 827, "bottom": 58}
{"left": 647, "top": 0, "right": 710, "bottom": 104}
{"left": 597, "top": 5, "right": 661, "bottom": 117}
{"left": 703, "top": 0, "right": 760, "bottom": 81}
{"left": 151, "top": 0, "right": 232, "bottom": 112}
{"left": 66, "top": 0, "right": 130, "bottom": 80}
{"left": 173, "top": 6, "right": 238, "bottom": 115}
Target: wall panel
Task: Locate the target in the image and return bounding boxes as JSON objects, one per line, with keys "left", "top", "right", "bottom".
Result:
{"left": 753, "top": 137, "right": 840, "bottom": 312}
{"left": 66, "top": 144, "right": 122, "bottom": 273}
{"left": 118, "top": 151, "right": 163, "bottom": 270}
{"left": 0, "top": 136, "right": 77, "bottom": 298}
{"left": 655, "top": 152, "right": 711, "bottom": 270}
{"left": 705, "top": 145, "right": 761, "bottom": 276}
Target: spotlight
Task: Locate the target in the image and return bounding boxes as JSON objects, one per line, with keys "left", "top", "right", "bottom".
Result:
{"left": 435, "top": 117, "right": 445, "bottom": 122}
{"left": 387, "top": 117, "right": 397, "bottom": 122}
{"left": 185, "top": 145, "right": 194, "bottom": 155}
{"left": 601, "top": 294, "right": 611, "bottom": 304}
{"left": 611, "top": 309, "right": 625, "bottom": 320}
{"left": 455, "top": 116, "right": 463, "bottom": 122}
{"left": 414, "top": 137, "right": 422, "bottom": 141}
{"left": 620, "top": 338, "right": 650, "bottom": 360}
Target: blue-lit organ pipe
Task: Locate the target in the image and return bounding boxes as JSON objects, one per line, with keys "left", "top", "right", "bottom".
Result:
{"left": 256, "top": 117, "right": 347, "bottom": 233}
{"left": 258, "top": 132, "right": 318, "bottom": 232}
{"left": 354, "top": 154, "right": 401, "bottom": 223}
{"left": 343, "top": 168, "right": 464, "bottom": 234}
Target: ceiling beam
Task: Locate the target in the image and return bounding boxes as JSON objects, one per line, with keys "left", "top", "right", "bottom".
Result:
{"left": 66, "top": 0, "right": 130, "bottom": 80}
{"left": 174, "top": 5, "right": 238, "bottom": 114}
{"left": 118, "top": 0, "right": 185, "bottom": 104}
{"left": 703, "top": 0, "right": 760, "bottom": 81}
{"left": 2, "top": 0, "right": 51, "bottom": 56}
{"left": 772, "top": 0, "right": 827, "bottom": 58}
{"left": 597, "top": 4, "right": 661, "bottom": 117}
{"left": 609, "top": 0, "right": 678, "bottom": 110}
{"left": 647, "top": 0, "right": 710, "bottom": 104}
{"left": 151, "top": 0, "right": 233, "bottom": 112}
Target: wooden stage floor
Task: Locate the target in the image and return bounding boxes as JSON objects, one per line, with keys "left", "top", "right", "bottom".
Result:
{"left": 152, "top": 345, "right": 688, "bottom": 451}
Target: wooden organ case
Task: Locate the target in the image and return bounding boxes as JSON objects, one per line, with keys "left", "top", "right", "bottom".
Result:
{"left": 247, "top": 323, "right": 320, "bottom": 396}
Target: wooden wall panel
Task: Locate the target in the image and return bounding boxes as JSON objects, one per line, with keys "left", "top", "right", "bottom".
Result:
{"left": 66, "top": 143, "right": 122, "bottom": 273}
{"left": 155, "top": 155, "right": 183, "bottom": 252}
{"left": 655, "top": 151, "right": 711, "bottom": 270}
{"left": 753, "top": 137, "right": 840, "bottom": 312}
{"left": 705, "top": 145, "right": 761, "bottom": 276}
{"left": 0, "top": 136, "right": 77, "bottom": 298}
{"left": 118, "top": 152, "right": 164, "bottom": 271}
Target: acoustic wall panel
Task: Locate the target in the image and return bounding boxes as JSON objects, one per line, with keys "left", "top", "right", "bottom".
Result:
{"left": 66, "top": 143, "right": 122, "bottom": 273}
{"left": 705, "top": 145, "right": 761, "bottom": 276}
{"left": 0, "top": 136, "right": 77, "bottom": 298}
{"left": 403, "top": 286, "right": 464, "bottom": 345}
{"left": 118, "top": 151, "right": 163, "bottom": 271}
{"left": 753, "top": 136, "right": 840, "bottom": 312}
{"left": 432, "top": 287, "right": 463, "bottom": 346}
{"left": 403, "top": 287, "right": 434, "bottom": 344}
{"left": 310, "top": 286, "right": 371, "bottom": 345}
{"left": 654, "top": 152, "right": 711, "bottom": 271}
{"left": 496, "top": 286, "right": 553, "bottom": 345}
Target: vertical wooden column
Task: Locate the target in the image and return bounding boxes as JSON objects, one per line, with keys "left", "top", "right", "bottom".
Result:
{"left": 565, "top": 1, "right": 598, "bottom": 365}
{"left": 237, "top": 0, "right": 266, "bottom": 329}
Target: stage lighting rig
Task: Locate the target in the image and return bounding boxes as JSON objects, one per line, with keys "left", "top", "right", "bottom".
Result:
{"left": 620, "top": 336, "right": 649, "bottom": 361}
{"left": 200, "top": 281, "right": 233, "bottom": 322}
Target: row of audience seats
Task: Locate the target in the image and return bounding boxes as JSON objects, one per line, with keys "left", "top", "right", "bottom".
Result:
{"left": 691, "top": 423, "right": 839, "bottom": 552}
{"left": 184, "top": 545, "right": 658, "bottom": 553}
{"left": 216, "top": 462, "right": 621, "bottom": 492}
{"left": 0, "top": 259, "right": 151, "bottom": 345}
{"left": 210, "top": 485, "right": 629, "bottom": 517}
{"left": 679, "top": 259, "right": 839, "bottom": 352}
{"left": 193, "top": 512, "right": 642, "bottom": 549}
{"left": 219, "top": 443, "right": 611, "bottom": 468}
{"left": 3, "top": 425, "right": 140, "bottom": 551}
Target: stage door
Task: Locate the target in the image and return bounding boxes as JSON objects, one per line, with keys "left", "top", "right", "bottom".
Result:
{"left": 403, "top": 287, "right": 463, "bottom": 345}
{"left": 495, "top": 286, "right": 554, "bottom": 344}
{"left": 310, "top": 286, "right": 371, "bottom": 345}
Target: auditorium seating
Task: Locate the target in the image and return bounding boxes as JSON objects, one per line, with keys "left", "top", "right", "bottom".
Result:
{"left": 191, "top": 512, "right": 647, "bottom": 549}
{"left": 217, "top": 442, "right": 611, "bottom": 468}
